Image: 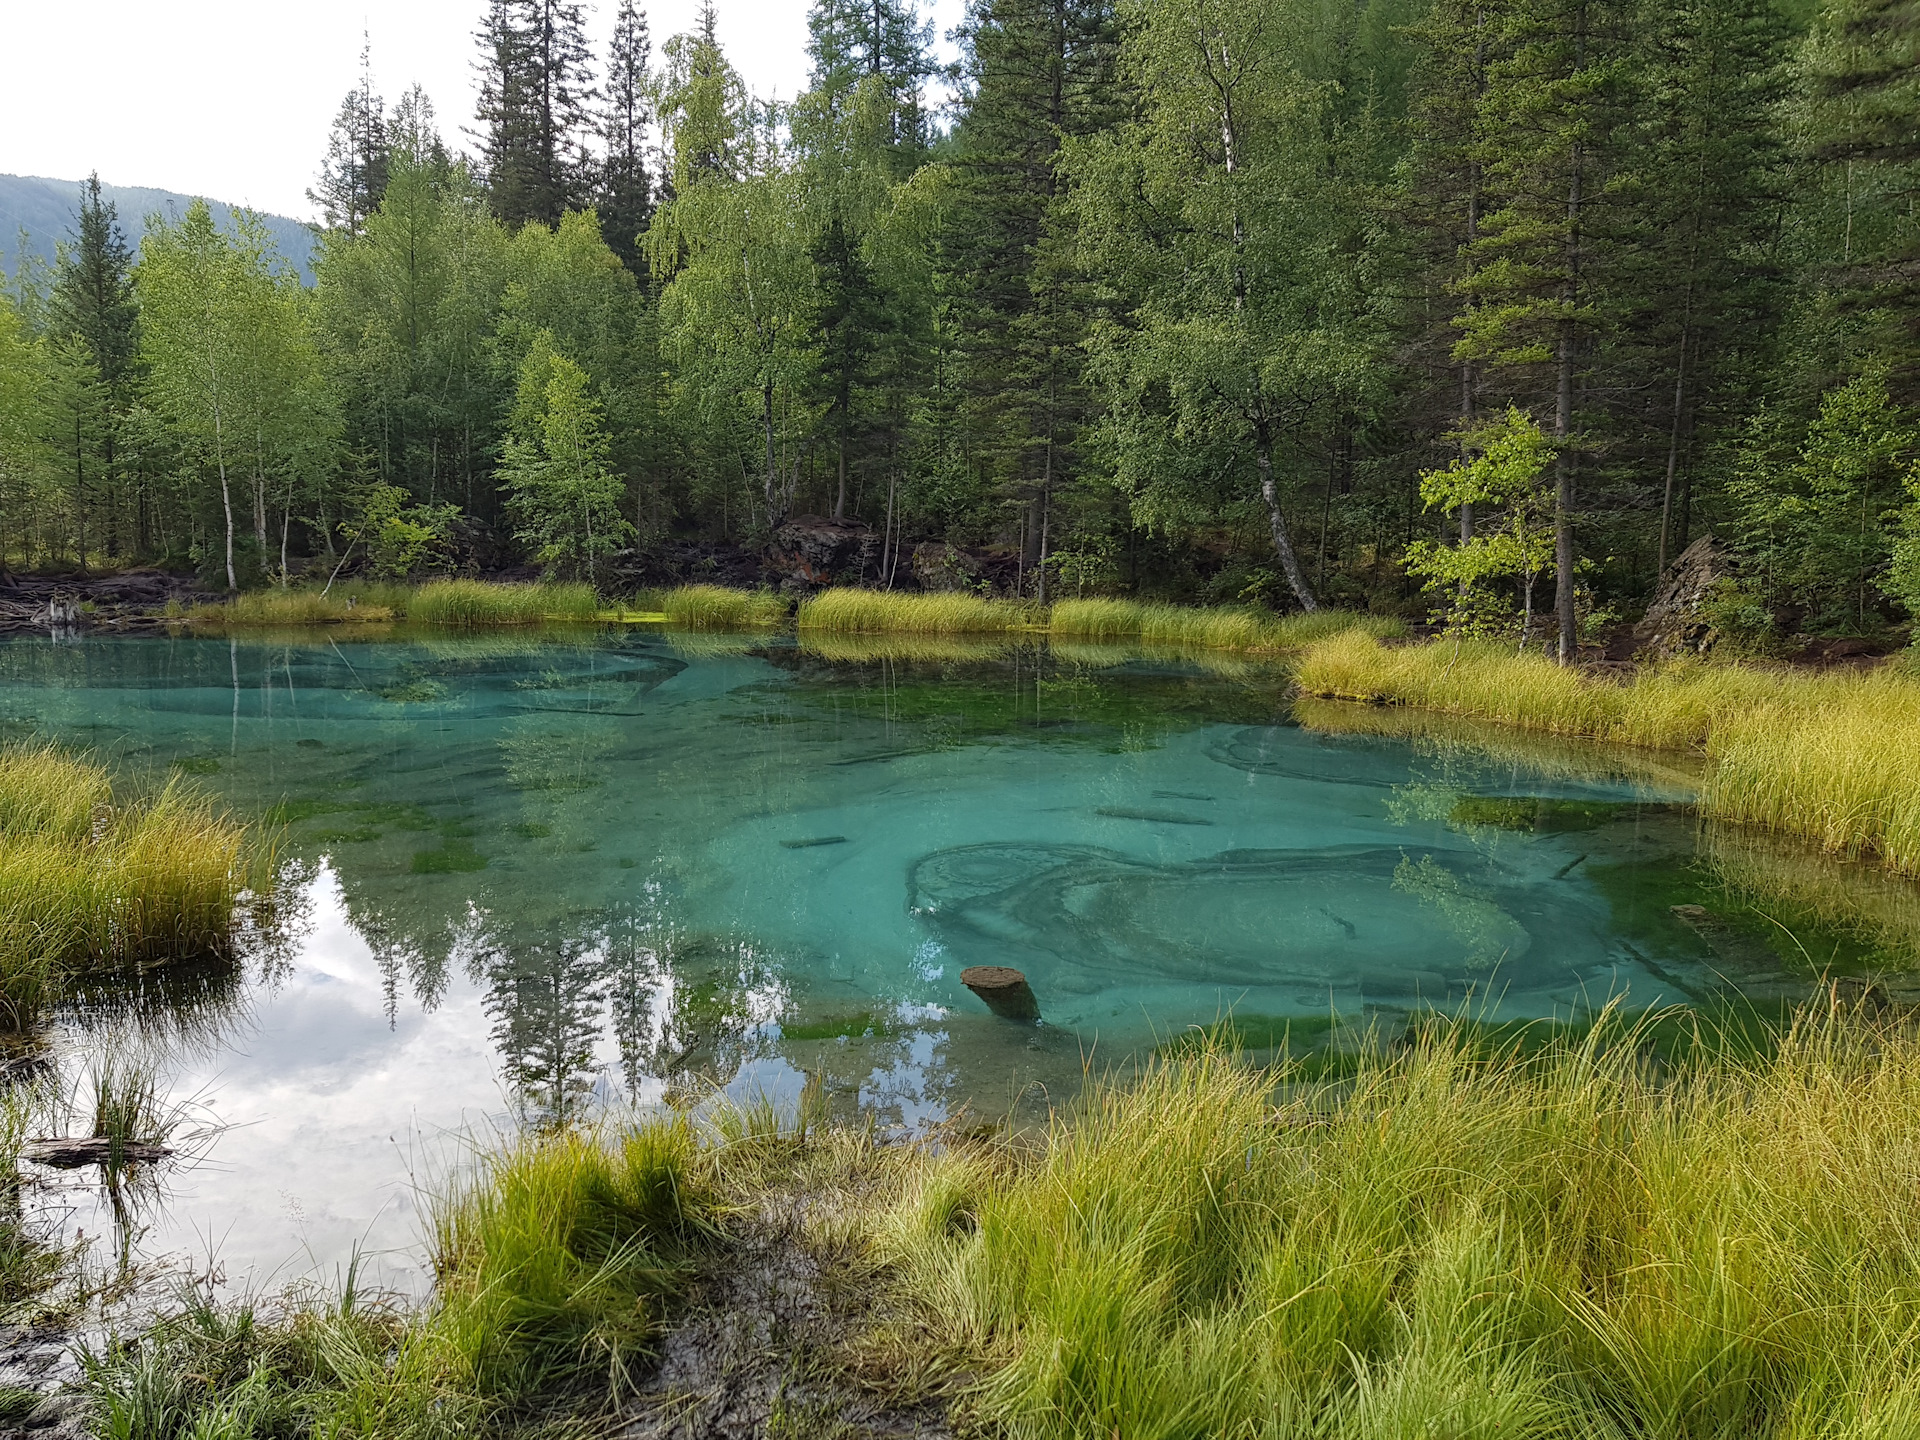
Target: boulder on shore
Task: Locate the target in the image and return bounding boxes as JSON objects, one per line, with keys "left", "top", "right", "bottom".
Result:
{"left": 1632, "top": 535, "right": 1740, "bottom": 661}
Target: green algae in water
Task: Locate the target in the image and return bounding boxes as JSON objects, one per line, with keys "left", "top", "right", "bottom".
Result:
{"left": 171, "top": 755, "right": 221, "bottom": 775}
{"left": 781, "top": 1011, "right": 891, "bottom": 1042}
{"left": 510, "top": 823, "right": 553, "bottom": 839}
{"left": 411, "top": 839, "right": 488, "bottom": 874}
{"left": 1450, "top": 795, "right": 1631, "bottom": 832}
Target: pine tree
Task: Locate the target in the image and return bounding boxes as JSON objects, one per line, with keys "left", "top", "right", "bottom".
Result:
{"left": 475, "top": 0, "right": 599, "bottom": 228}
{"left": 598, "top": 0, "right": 656, "bottom": 273}
{"left": 309, "top": 39, "right": 391, "bottom": 235}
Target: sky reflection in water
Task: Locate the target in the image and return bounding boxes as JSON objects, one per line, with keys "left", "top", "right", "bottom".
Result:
{"left": 0, "top": 628, "right": 1818, "bottom": 1292}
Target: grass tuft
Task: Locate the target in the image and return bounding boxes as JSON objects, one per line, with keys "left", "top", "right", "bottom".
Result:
{"left": 798, "top": 588, "right": 1039, "bottom": 635}
{"left": 892, "top": 1007, "right": 1920, "bottom": 1437}
{"left": 660, "top": 584, "right": 788, "bottom": 630}
{"left": 0, "top": 745, "right": 262, "bottom": 1025}
{"left": 405, "top": 579, "right": 600, "bottom": 627}
{"left": 1049, "top": 599, "right": 1401, "bottom": 651}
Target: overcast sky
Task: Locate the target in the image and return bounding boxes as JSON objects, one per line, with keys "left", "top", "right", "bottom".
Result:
{"left": 2, "top": 0, "right": 966, "bottom": 222}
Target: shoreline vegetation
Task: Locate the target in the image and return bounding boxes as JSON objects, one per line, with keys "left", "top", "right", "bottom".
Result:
{"left": 0, "top": 744, "right": 265, "bottom": 1026}
{"left": 60, "top": 1003, "right": 1920, "bottom": 1437}
{"left": 1299, "top": 630, "right": 1920, "bottom": 877}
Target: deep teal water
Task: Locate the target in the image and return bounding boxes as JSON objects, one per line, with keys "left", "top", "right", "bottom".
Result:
{"left": 0, "top": 629, "right": 1839, "bottom": 1292}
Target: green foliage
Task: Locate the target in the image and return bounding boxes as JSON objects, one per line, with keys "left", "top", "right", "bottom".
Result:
{"left": 1722, "top": 370, "right": 1918, "bottom": 631}
{"left": 499, "top": 337, "right": 634, "bottom": 583}
{"left": 342, "top": 481, "right": 461, "bottom": 579}
{"left": 1404, "top": 408, "right": 1558, "bottom": 640}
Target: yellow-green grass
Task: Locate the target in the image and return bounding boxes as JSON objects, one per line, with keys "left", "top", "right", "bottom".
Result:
{"left": 889, "top": 1008, "right": 1920, "bottom": 1439}
{"left": 659, "top": 584, "right": 788, "bottom": 630}
{"left": 1049, "top": 598, "right": 1403, "bottom": 651}
{"left": 798, "top": 587, "right": 1041, "bottom": 635}
{"left": 0, "top": 745, "right": 259, "bottom": 1023}
{"left": 190, "top": 579, "right": 602, "bottom": 628}
{"left": 84, "top": 1116, "right": 709, "bottom": 1433}
{"left": 797, "top": 630, "right": 1018, "bottom": 664}
{"left": 403, "top": 579, "right": 600, "bottom": 627}
{"left": 190, "top": 589, "right": 396, "bottom": 625}
{"left": 429, "top": 1120, "right": 706, "bottom": 1398}
{"left": 1298, "top": 630, "right": 1920, "bottom": 875}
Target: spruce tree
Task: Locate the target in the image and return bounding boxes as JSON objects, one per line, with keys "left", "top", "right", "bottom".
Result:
{"left": 598, "top": 0, "right": 656, "bottom": 273}
{"left": 309, "top": 39, "right": 390, "bottom": 235}
{"left": 940, "top": 0, "right": 1119, "bottom": 591}
{"left": 51, "top": 175, "right": 141, "bottom": 559}
{"left": 1455, "top": 0, "right": 1635, "bottom": 659}
{"left": 1628, "top": 0, "right": 1793, "bottom": 569}
{"left": 475, "top": 0, "right": 598, "bottom": 228}
{"left": 1801, "top": 0, "right": 1920, "bottom": 395}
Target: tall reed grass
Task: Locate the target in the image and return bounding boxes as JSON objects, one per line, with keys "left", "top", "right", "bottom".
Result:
{"left": 890, "top": 1007, "right": 1920, "bottom": 1439}
{"left": 404, "top": 579, "right": 600, "bottom": 627}
{"left": 798, "top": 587, "right": 1040, "bottom": 635}
{"left": 1049, "top": 598, "right": 1401, "bottom": 651}
{"left": 1297, "top": 631, "right": 1920, "bottom": 874}
{"left": 191, "top": 579, "right": 601, "bottom": 628}
{"left": 659, "top": 584, "right": 788, "bottom": 630}
{"left": 0, "top": 745, "right": 258, "bottom": 1024}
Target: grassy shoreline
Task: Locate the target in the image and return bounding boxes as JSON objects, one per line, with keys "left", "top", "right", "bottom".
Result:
{"left": 66, "top": 1002, "right": 1920, "bottom": 1438}
{"left": 1297, "top": 631, "right": 1920, "bottom": 876}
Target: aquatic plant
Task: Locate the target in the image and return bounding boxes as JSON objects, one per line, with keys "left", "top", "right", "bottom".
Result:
{"left": 1048, "top": 598, "right": 1401, "bottom": 651}
{"left": 1297, "top": 631, "right": 1920, "bottom": 874}
{"left": 659, "top": 584, "right": 788, "bottom": 630}
{"left": 798, "top": 588, "right": 1039, "bottom": 635}
{"left": 0, "top": 746, "right": 259, "bottom": 1021}
{"left": 406, "top": 579, "right": 600, "bottom": 627}
{"left": 188, "top": 579, "right": 602, "bottom": 629}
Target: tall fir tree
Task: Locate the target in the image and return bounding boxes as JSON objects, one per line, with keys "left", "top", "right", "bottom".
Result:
{"left": 941, "top": 0, "right": 1120, "bottom": 591}
{"left": 475, "top": 0, "right": 599, "bottom": 228}
{"left": 1455, "top": 0, "right": 1635, "bottom": 659}
{"left": 598, "top": 0, "right": 656, "bottom": 273}
{"left": 309, "top": 39, "right": 391, "bottom": 235}
{"left": 1800, "top": 0, "right": 1920, "bottom": 396}
{"left": 50, "top": 175, "right": 142, "bottom": 560}
{"left": 1628, "top": 0, "right": 1794, "bottom": 570}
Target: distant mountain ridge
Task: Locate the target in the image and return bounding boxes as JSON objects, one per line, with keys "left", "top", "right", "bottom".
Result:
{"left": 0, "top": 174, "right": 316, "bottom": 283}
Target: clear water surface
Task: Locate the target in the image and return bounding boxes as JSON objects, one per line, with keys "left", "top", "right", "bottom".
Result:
{"left": 0, "top": 628, "right": 1862, "bottom": 1294}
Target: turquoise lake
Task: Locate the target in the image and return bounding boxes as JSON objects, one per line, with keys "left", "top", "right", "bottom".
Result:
{"left": 0, "top": 628, "right": 1859, "bottom": 1294}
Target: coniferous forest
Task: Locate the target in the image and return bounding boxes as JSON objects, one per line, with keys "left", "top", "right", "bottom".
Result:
{"left": 2, "top": 0, "right": 1918, "bottom": 658}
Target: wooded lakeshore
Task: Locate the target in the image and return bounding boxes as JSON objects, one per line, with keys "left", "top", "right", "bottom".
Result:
{"left": 2, "top": 0, "right": 1916, "bottom": 661}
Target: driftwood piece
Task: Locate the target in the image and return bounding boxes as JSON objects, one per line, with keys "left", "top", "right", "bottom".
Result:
{"left": 960, "top": 965, "right": 1041, "bottom": 1023}
{"left": 22, "top": 1136, "right": 171, "bottom": 1168}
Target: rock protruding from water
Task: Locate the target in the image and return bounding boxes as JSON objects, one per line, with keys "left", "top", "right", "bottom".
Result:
{"left": 1633, "top": 535, "right": 1739, "bottom": 660}
{"left": 960, "top": 966, "right": 1041, "bottom": 1023}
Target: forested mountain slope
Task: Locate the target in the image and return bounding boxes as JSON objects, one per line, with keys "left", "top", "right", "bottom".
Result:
{"left": 0, "top": 174, "right": 314, "bottom": 281}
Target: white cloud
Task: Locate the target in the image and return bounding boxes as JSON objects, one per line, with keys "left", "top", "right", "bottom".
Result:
{"left": 0, "top": 0, "right": 966, "bottom": 222}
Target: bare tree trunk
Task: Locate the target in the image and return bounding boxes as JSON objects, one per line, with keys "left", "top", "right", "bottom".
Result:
{"left": 214, "top": 403, "right": 236, "bottom": 593}
{"left": 1554, "top": 129, "right": 1583, "bottom": 664}
{"left": 761, "top": 377, "right": 782, "bottom": 529}
{"left": 1257, "top": 428, "right": 1318, "bottom": 612}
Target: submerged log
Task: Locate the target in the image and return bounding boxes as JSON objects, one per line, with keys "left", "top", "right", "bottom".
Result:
{"left": 22, "top": 1137, "right": 171, "bottom": 1168}
{"left": 960, "top": 966, "right": 1041, "bottom": 1023}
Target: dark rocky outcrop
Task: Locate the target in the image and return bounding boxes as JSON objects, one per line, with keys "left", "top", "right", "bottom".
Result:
{"left": 1631, "top": 535, "right": 1740, "bottom": 661}
{"left": 765, "top": 517, "right": 878, "bottom": 591}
